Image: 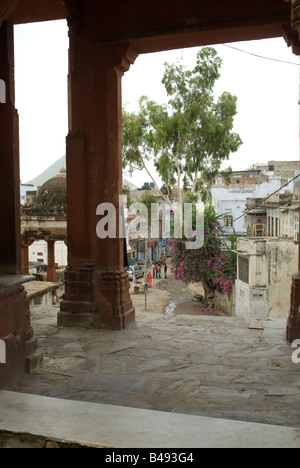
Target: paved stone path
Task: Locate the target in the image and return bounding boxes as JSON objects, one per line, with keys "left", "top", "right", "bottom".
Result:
{"left": 5, "top": 305, "right": 300, "bottom": 428}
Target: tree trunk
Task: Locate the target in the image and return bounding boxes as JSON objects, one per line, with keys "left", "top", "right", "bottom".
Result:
{"left": 202, "top": 281, "right": 215, "bottom": 302}
{"left": 175, "top": 152, "right": 182, "bottom": 207}
{"left": 192, "top": 168, "right": 198, "bottom": 195}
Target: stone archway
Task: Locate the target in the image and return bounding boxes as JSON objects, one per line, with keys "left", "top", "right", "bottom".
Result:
{"left": 1, "top": 0, "right": 300, "bottom": 387}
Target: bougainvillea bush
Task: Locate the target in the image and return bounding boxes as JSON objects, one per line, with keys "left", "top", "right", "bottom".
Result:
{"left": 169, "top": 205, "right": 237, "bottom": 298}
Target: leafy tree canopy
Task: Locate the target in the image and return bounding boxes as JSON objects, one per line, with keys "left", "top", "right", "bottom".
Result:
{"left": 122, "top": 47, "right": 242, "bottom": 204}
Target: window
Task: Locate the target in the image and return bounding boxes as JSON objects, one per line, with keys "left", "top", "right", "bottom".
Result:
{"left": 238, "top": 256, "right": 249, "bottom": 284}
{"left": 37, "top": 253, "right": 43, "bottom": 257}
{"left": 255, "top": 225, "right": 264, "bottom": 237}
{"left": 223, "top": 215, "right": 233, "bottom": 228}
{"left": 253, "top": 294, "right": 264, "bottom": 300}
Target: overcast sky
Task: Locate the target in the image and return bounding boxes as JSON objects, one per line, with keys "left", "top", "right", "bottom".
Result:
{"left": 14, "top": 20, "right": 300, "bottom": 187}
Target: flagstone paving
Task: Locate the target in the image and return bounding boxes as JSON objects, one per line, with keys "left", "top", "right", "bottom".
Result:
{"left": 5, "top": 303, "right": 300, "bottom": 429}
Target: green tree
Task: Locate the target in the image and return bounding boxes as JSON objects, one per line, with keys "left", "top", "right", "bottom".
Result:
{"left": 122, "top": 47, "right": 242, "bottom": 204}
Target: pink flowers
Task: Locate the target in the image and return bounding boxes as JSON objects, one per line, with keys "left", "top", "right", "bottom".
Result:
{"left": 169, "top": 207, "right": 237, "bottom": 295}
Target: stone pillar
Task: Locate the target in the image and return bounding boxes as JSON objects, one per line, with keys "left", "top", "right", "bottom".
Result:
{"left": 0, "top": 16, "right": 40, "bottom": 387}
{"left": 46, "top": 239, "right": 56, "bottom": 283}
{"left": 0, "top": 17, "right": 21, "bottom": 275}
{"left": 21, "top": 238, "right": 34, "bottom": 276}
{"left": 59, "top": 4, "right": 137, "bottom": 329}
{"left": 287, "top": 274, "right": 300, "bottom": 342}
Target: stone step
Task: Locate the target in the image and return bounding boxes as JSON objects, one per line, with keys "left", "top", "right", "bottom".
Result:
{"left": 0, "top": 391, "right": 299, "bottom": 448}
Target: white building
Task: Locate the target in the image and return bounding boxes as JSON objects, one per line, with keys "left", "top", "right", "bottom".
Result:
{"left": 211, "top": 176, "right": 291, "bottom": 236}
{"left": 29, "top": 240, "right": 68, "bottom": 267}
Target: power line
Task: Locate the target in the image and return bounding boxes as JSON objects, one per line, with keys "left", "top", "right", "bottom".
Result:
{"left": 221, "top": 43, "right": 300, "bottom": 67}
{"left": 233, "top": 173, "right": 300, "bottom": 224}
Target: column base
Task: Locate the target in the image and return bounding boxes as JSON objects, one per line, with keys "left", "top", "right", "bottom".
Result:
{"left": 287, "top": 273, "right": 300, "bottom": 343}
{"left": 58, "top": 267, "right": 135, "bottom": 330}
{"left": 0, "top": 277, "right": 42, "bottom": 388}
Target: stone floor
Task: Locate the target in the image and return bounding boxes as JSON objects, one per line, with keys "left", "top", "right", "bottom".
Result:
{"left": 5, "top": 302, "right": 300, "bottom": 429}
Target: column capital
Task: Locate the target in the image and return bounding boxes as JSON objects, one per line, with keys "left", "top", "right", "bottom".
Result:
{"left": 21, "top": 237, "right": 35, "bottom": 248}
{"left": 63, "top": 0, "right": 82, "bottom": 38}
{"left": 283, "top": 23, "right": 300, "bottom": 55}
{"left": 110, "top": 43, "right": 139, "bottom": 75}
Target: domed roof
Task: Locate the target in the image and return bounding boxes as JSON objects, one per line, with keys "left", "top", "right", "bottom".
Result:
{"left": 35, "top": 172, "right": 66, "bottom": 210}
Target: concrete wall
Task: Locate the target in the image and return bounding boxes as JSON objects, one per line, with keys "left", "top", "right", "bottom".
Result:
{"left": 235, "top": 238, "right": 298, "bottom": 319}
{"left": 214, "top": 287, "right": 236, "bottom": 316}
{"left": 236, "top": 281, "right": 268, "bottom": 320}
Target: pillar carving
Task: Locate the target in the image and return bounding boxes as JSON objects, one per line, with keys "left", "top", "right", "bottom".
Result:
{"left": 59, "top": 8, "right": 138, "bottom": 329}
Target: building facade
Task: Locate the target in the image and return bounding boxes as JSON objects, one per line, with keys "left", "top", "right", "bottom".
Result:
{"left": 235, "top": 238, "right": 298, "bottom": 319}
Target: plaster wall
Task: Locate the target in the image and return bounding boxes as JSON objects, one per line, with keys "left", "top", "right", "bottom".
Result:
{"left": 235, "top": 238, "right": 298, "bottom": 319}
{"left": 29, "top": 240, "right": 67, "bottom": 267}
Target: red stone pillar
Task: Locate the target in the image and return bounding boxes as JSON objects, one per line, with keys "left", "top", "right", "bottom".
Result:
{"left": 287, "top": 275, "right": 300, "bottom": 342}
{"left": 0, "top": 17, "right": 20, "bottom": 275}
{"left": 46, "top": 240, "right": 56, "bottom": 283}
{"left": 59, "top": 6, "right": 137, "bottom": 329}
{"left": 287, "top": 48, "right": 300, "bottom": 342}
{"left": 21, "top": 238, "right": 34, "bottom": 276}
{"left": 0, "top": 17, "right": 40, "bottom": 386}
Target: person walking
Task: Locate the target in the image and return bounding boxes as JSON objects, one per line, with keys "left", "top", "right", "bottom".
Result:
{"left": 164, "top": 263, "right": 168, "bottom": 279}
{"left": 156, "top": 263, "right": 162, "bottom": 279}
{"left": 147, "top": 271, "right": 153, "bottom": 288}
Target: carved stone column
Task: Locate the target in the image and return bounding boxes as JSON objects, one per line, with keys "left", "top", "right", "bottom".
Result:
{"left": 46, "top": 239, "right": 56, "bottom": 283}
{"left": 21, "top": 238, "right": 34, "bottom": 276}
{"left": 0, "top": 16, "right": 40, "bottom": 387}
{"left": 283, "top": 0, "right": 300, "bottom": 340}
{"left": 59, "top": 3, "right": 137, "bottom": 329}
{"left": 0, "top": 18, "right": 20, "bottom": 274}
